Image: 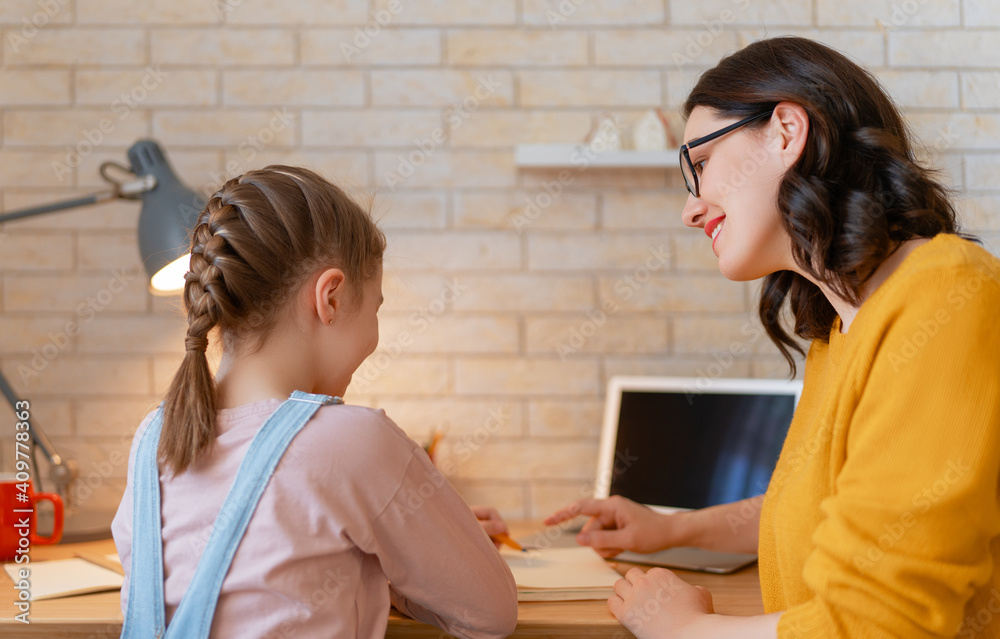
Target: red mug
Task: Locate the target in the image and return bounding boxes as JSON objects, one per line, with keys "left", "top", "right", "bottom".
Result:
{"left": 0, "top": 474, "right": 64, "bottom": 562}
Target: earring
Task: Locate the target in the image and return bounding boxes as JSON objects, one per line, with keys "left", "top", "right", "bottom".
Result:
{"left": 328, "top": 319, "right": 334, "bottom": 325}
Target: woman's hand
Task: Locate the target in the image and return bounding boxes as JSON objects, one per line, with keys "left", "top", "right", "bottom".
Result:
{"left": 471, "top": 505, "right": 508, "bottom": 546}
{"left": 544, "top": 495, "right": 681, "bottom": 558}
{"left": 609, "top": 567, "right": 714, "bottom": 639}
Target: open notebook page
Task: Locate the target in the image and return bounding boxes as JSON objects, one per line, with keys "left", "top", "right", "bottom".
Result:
{"left": 500, "top": 546, "right": 622, "bottom": 601}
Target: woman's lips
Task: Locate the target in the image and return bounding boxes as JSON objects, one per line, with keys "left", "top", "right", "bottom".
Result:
{"left": 704, "top": 215, "right": 725, "bottom": 239}
{"left": 705, "top": 215, "right": 725, "bottom": 253}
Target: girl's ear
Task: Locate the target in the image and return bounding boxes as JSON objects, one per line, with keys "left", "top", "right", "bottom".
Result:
{"left": 771, "top": 101, "right": 809, "bottom": 169}
{"left": 313, "top": 268, "right": 347, "bottom": 325}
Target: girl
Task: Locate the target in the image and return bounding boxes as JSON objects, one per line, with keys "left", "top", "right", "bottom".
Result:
{"left": 547, "top": 37, "right": 1000, "bottom": 639}
{"left": 112, "top": 166, "right": 517, "bottom": 638}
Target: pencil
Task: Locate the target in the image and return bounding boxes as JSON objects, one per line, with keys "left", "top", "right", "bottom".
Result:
{"left": 492, "top": 533, "right": 524, "bottom": 552}
{"left": 425, "top": 429, "right": 444, "bottom": 463}
{"left": 75, "top": 552, "right": 126, "bottom": 576}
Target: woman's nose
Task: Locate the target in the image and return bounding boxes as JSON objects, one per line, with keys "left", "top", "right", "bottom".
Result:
{"left": 681, "top": 193, "right": 708, "bottom": 229}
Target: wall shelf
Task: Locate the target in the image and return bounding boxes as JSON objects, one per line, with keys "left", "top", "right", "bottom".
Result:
{"left": 515, "top": 144, "right": 680, "bottom": 169}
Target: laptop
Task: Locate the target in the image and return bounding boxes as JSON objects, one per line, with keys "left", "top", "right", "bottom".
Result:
{"left": 591, "top": 375, "right": 802, "bottom": 573}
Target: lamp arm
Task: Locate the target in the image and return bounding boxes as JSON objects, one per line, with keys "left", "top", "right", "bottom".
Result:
{"left": 0, "top": 369, "right": 58, "bottom": 463}
{"left": 0, "top": 174, "right": 157, "bottom": 225}
{"left": 0, "top": 192, "right": 116, "bottom": 225}
{"left": 0, "top": 369, "right": 78, "bottom": 503}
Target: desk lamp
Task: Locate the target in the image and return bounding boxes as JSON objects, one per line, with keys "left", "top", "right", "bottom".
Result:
{"left": 0, "top": 140, "right": 204, "bottom": 540}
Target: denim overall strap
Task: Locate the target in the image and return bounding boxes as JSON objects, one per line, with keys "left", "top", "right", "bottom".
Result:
{"left": 164, "top": 390, "right": 340, "bottom": 639}
{"left": 121, "top": 405, "right": 168, "bottom": 639}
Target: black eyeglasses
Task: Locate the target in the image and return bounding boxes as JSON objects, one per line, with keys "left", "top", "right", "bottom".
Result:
{"left": 679, "top": 110, "right": 774, "bottom": 198}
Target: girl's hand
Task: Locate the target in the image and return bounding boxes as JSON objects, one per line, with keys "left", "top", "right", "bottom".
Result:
{"left": 471, "top": 506, "right": 508, "bottom": 546}
{"left": 609, "top": 567, "right": 714, "bottom": 639}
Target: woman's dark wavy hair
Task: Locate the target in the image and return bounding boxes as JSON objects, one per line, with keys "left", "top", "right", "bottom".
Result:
{"left": 683, "top": 36, "right": 976, "bottom": 377}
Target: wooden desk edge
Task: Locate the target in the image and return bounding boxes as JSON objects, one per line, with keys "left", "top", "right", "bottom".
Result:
{"left": 2, "top": 524, "right": 763, "bottom": 638}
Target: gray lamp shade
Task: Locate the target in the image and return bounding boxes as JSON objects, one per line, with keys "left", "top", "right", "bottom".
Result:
{"left": 130, "top": 140, "right": 206, "bottom": 294}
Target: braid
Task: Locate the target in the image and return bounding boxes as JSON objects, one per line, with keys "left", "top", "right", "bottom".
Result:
{"left": 160, "top": 197, "right": 244, "bottom": 474}
{"left": 185, "top": 200, "right": 244, "bottom": 328}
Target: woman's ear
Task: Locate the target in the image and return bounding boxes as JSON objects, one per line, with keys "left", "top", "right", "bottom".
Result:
{"left": 314, "top": 268, "right": 347, "bottom": 326}
{"left": 771, "top": 101, "right": 809, "bottom": 168}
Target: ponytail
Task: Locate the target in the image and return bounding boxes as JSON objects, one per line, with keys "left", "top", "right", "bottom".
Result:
{"left": 158, "top": 208, "right": 233, "bottom": 474}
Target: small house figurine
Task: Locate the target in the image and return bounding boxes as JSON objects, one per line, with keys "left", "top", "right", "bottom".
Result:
{"left": 632, "top": 108, "right": 670, "bottom": 151}
{"left": 585, "top": 112, "right": 623, "bottom": 154}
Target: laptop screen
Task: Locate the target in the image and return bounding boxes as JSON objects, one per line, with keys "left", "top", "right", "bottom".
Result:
{"left": 602, "top": 380, "right": 799, "bottom": 510}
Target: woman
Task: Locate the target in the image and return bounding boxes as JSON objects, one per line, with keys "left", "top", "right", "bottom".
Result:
{"left": 547, "top": 37, "right": 1000, "bottom": 638}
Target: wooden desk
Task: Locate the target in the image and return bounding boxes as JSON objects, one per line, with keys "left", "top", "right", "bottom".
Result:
{"left": 388, "top": 561, "right": 763, "bottom": 638}
{"left": 1, "top": 524, "right": 763, "bottom": 638}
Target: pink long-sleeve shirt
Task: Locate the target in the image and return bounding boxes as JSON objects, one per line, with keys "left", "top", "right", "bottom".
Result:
{"left": 111, "top": 399, "right": 518, "bottom": 639}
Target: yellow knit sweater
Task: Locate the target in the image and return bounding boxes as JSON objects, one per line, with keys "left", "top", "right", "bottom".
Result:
{"left": 759, "top": 233, "right": 1000, "bottom": 639}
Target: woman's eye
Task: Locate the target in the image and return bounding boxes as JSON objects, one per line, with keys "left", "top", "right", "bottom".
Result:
{"left": 693, "top": 160, "right": 706, "bottom": 176}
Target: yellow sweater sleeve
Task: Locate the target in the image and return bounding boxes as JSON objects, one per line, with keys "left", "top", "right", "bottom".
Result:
{"left": 778, "top": 254, "right": 1000, "bottom": 638}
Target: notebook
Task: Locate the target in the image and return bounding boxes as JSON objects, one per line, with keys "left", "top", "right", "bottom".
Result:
{"left": 500, "top": 546, "right": 622, "bottom": 601}
{"left": 3, "top": 555, "right": 124, "bottom": 601}
{"left": 593, "top": 375, "right": 802, "bottom": 573}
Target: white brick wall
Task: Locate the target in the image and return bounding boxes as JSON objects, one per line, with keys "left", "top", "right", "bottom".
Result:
{"left": 1, "top": 0, "right": 997, "bottom": 521}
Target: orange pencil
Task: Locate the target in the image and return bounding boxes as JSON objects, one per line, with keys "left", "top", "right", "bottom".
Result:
{"left": 424, "top": 429, "right": 444, "bottom": 463}
{"left": 492, "top": 533, "right": 524, "bottom": 552}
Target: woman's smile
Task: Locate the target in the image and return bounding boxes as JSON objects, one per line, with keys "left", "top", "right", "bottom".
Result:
{"left": 705, "top": 215, "right": 726, "bottom": 254}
